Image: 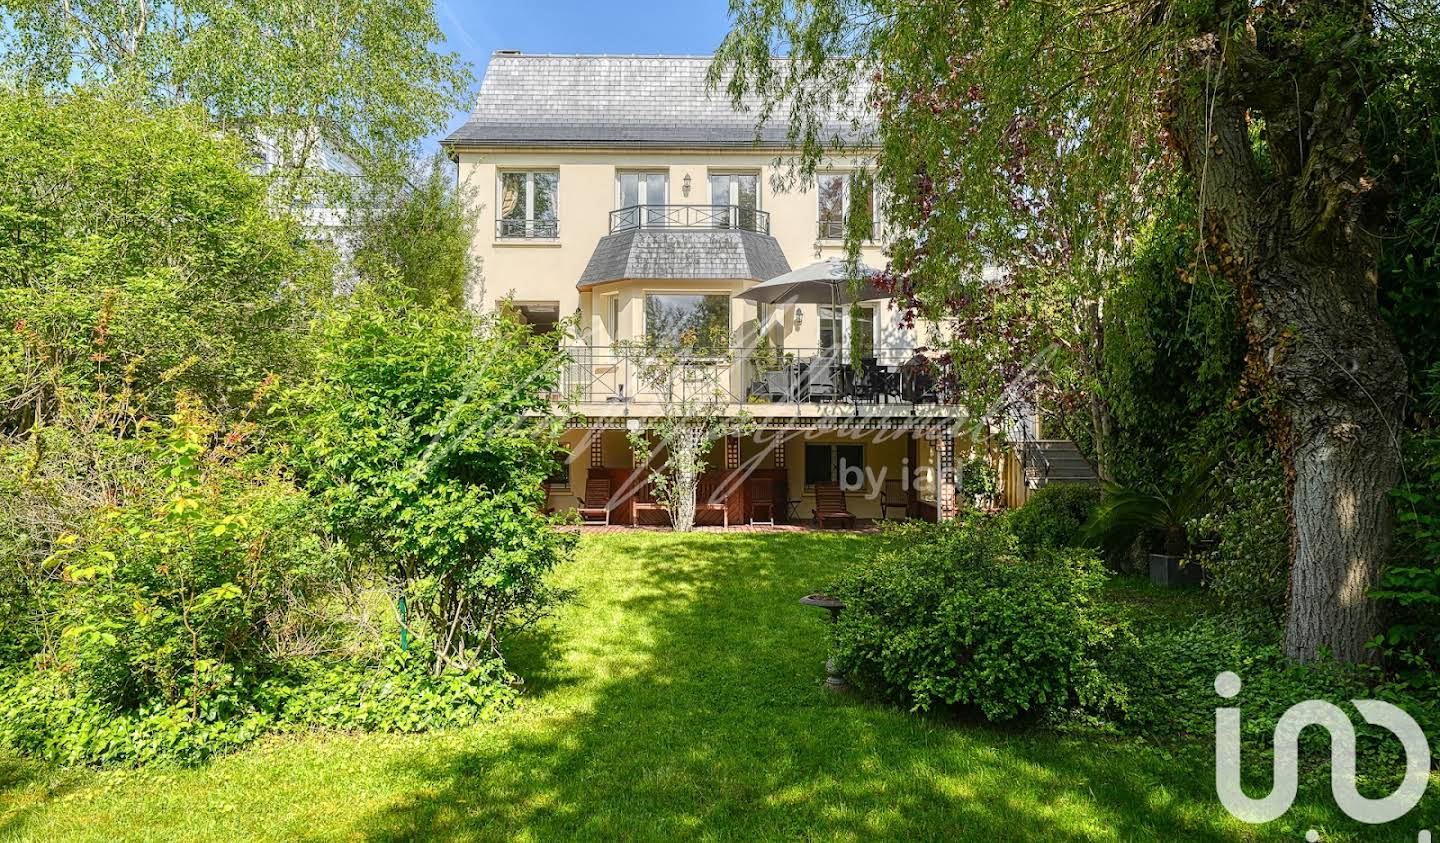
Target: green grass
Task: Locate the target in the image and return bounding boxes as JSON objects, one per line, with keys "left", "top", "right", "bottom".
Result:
{"left": 1, "top": 532, "right": 1434, "bottom": 841}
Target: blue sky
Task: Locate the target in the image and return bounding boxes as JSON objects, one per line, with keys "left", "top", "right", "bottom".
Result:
{"left": 429, "top": 1, "right": 735, "bottom": 152}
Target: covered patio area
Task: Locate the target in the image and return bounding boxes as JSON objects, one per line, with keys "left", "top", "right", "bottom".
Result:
{"left": 545, "top": 418, "right": 999, "bottom": 528}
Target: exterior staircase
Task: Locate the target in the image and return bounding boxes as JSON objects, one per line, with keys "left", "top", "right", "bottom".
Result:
{"left": 1021, "top": 440, "right": 1100, "bottom": 491}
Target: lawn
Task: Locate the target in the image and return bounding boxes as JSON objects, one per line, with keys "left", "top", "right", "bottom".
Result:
{"left": 0, "top": 532, "right": 1431, "bottom": 841}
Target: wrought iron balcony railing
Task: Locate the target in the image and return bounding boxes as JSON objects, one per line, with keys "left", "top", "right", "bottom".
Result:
{"left": 609, "top": 204, "right": 771, "bottom": 235}
{"left": 497, "top": 218, "right": 559, "bottom": 239}
{"left": 555, "top": 345, "right": 948, "bottom": 407}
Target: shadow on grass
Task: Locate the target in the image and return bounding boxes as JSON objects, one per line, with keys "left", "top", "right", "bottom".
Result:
{"left": 0, "top": 752, "right": 65, "bottom": 839}
{"left": 332, "top": 532, "right": 1418, "bottom": 842}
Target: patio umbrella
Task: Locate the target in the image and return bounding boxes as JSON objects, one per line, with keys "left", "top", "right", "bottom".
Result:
{"left": 736, "top": 258, "right": 889, "bottom": 306}
{"left": 738, "top": 259, "right": 891, "bottom": 389}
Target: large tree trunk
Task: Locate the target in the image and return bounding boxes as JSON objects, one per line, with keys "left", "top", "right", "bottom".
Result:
{"left": 1257, "top": 254, "right": 1406, "bottom": 663}
{"left": 1167, "top": 1, "right": 1408, "bottom": 661}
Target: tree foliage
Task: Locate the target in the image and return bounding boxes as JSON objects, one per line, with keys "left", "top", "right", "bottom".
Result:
{"left": 0, "top": 92, "right": 565, "bottom": 766}
{"left": 287, "top": 284, "right": 577, "bottom": 673}
{"left": 715, "top": 0, "right": 1438, "bottom": 661}
{"left": 0, "top": 0, "right": 471, "bottom": 196}
{"left": 350, "top": 154, "right": 482, "bottom": 309}
{"left": 0, "top": 91, "right": 329, "bottom": 424}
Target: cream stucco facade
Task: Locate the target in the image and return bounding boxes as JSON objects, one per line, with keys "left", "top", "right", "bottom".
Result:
{"left": 455, "top": 147, "right": 895, "bottom": 351}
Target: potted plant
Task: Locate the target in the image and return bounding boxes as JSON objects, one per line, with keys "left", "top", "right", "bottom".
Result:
{"left": 1082, "top": 464, "right": 1215, "bottom": 587}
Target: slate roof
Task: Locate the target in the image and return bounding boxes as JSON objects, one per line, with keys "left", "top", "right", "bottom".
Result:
{"left": 444, "top": 53, "right": 873, "bottom": 149}
{"left": 577, "top": 229, "right": 792, "bottom": 289}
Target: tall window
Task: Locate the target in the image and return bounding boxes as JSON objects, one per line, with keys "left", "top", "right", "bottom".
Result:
{"left": 820, "top": 304, "right": 876, "bottom": 358}
{"left": 618, "top": 172, "right": 668, "bottom": 227}
{"left": 608, "top": 295, "right": 622, "bottom": 341}
{"left": 644, "top": 293, "right": 729, "bottom": 350}
{"left": 709, "top": 172, "right": 759, "bottom": 230}
{"left": 804, "top": 443, "right": 865, "bottom": 487}
{"left": 817, "top": 173, "right": 873, "bottom": 240}
{"left": 498, "top": 171, "right": 558, "bottom": 238}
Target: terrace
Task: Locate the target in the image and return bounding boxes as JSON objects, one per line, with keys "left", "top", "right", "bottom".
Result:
{"left": 557, "top": 344, "right": 956, "bottom": 416}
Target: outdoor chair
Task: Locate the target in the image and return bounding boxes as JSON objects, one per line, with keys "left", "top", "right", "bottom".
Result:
{"left": 749, "top": 476, "right": 775, "bottom": 526}
{"left": 632, "top": 477, "right": 670, "bottom": 526}
{"left": 764, "top": 368, "right": 796, "bottom": 401}
{"left": 901, "top": 359, "right": 939, "bottom": 404}
{"left": 577, "top": 476, "right": 613, "bottom": 526}
{"left": 814, "top": 481, "right": 856, "bottom": 529}
{"left": 696, "top": 476, "right": 730, "bottom": 528}
{"left": 802, "top": 359, "right": 840, "bottom": 402}
{"left": 881, "top": 479, "right": 908, "bottom": 520}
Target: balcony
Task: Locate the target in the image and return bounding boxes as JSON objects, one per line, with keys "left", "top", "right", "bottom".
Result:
{"left": 557, "top": 346, "right": 949, "bottom": 411}
{"left": 608, "top": 204, "right": 771, "bottom": 235}
{"left": 580, "top": 206, "right": 789, "bottom": 291}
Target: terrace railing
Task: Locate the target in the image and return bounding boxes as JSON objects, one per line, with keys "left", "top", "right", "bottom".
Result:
{"left": 608, "top": 204, "right": 771, "bottom": 235}
{"left": 557, "top": 345, "right": 946, "bottom": 407}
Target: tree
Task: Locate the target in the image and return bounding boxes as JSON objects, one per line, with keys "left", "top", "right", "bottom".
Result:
{"left": 714, "top": 0, "right": 1431, "bottom": 661}
{"left": 350, "top": 154, "right": 482, "bottom": 309}
{"left": 624, "top": 340, "right": 753, "bottom": 532}
{"left": 288, "top": 283, "right": 576, "bottom": 673}
{"left": 0, "top": 0, "right": 470, "bottom": 199}
{"left": 0, "top": 91, "right": 328, "bottom": 426}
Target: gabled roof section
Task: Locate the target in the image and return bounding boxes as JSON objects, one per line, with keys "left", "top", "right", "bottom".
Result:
{"left": 578, "top": 229, "right": 791, "bottom": 290}
{"left": 444, "top": 53, "right": 873, "bottom": 150}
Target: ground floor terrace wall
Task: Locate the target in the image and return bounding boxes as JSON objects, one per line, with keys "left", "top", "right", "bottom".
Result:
{"left": 544, "top": 422, "right": 1010, "bottom": 526}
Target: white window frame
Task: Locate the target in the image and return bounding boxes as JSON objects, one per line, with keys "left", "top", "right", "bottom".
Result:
{"left": 607, "top": 294, "right": 622, "bottom": 342}
{"left": 707, "top": 171, "right": 761, "bottom": 209}
{"left": 615, "top": 171, "right": 669, "bottom": 208}
{"left": 819, "top": 303, "right": 878, "bottom": 357}
{"left": 496, "top": 170, "right": 559, "bottom": 239}
{"left": 816, "top": 172, "right": 875, "bottom": 241}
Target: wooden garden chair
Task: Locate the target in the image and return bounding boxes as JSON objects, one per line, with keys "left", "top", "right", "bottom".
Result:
{"left": 577, "top": 476, "right": 613, "bottom": 526}
{"left": 814, "top": 481, "right": 856, "bottom": 529}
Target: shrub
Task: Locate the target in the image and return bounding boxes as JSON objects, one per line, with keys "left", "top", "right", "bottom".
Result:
{"left": 1185, "top": 448, "right": 1289, "bottom": 622}
{"left": 0, "top": 669, "right": 274, "bottom": 767}
{"left": 831, "top": 518, "right": 1121, "bottom": 720}
{"left": 959, "top": 454, "right": 999, "bottom": 508}
{"left": 1372, "top": 419, "right": 1440, "bottom": 667}
{"left": 1005, "top": 483, "right": 1100, "bottom": 553}
{"left": 268, "top": 651, "right": 514, "bottom": 734}
{"left": 1102, "top": 615, "right": 1440, "bottom": 773}
{"left": 0, "top": 651, "right": 513, "bottom": 766}
{"left": 287, "top": 284, "right": 577, "bottom": 673}
{"left": 43, "top": 401, "right": 339, "bottom": 713}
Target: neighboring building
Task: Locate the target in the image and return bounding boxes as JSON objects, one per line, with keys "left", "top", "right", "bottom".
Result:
{"left": 443, "top": 52, "right": 1032, "bottom": 524}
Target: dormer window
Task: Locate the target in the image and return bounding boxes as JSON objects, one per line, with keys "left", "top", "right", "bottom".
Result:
{"left": 498, "top": 171, "right": 558, "bottom": 238}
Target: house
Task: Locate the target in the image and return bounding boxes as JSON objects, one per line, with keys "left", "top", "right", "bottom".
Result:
{"left": 443, "top": 52, "right": 1065, "bottom": 525}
